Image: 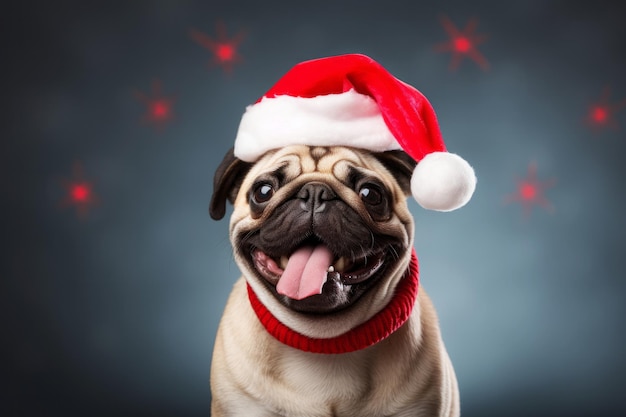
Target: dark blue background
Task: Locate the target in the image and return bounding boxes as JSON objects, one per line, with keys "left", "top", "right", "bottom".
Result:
{"left": 3, "top": 1, "right": 626, "bottom": 416}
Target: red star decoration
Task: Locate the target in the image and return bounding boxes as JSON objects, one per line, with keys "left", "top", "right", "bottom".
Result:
{"left": 133, "top": 79, "right": 176, "bottom": 132}
{"left": 59, "top": 162, "right": 100, "bottom": 219}
{"left": 189, "top": 22, "right": 245, "bottom": 74}
{"left": 504, "top": 161, "right": 556, "bottom": 219}
{"left": 434, "top": 15, "right": 489, "bottom": 71}
{"left": 584, "top": 86, "right": 626, "bottom": 131}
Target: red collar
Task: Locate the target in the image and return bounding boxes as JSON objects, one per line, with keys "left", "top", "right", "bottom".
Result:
{"left": 246, "top": 249, "right": 419, "bottom": 354}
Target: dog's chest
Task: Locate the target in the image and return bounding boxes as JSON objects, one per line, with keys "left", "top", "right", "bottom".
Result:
{"left": 280, "top": 349, "right": 369, "bottom": 393}
{"left": 268, "top": 348, "right": 378, "bottom": 415}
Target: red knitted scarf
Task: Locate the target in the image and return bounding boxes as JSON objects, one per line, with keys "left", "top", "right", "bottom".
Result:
{"left": 246, "top": 249, "right": 419, "bottom": 354}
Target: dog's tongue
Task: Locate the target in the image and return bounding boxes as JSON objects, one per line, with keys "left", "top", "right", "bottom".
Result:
{"left": 276, "top": 245, "right": 333, "bottom": 300}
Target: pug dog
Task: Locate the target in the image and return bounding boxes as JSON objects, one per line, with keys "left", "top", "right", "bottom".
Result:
{"left": 209, "top": 144, "right": 460, "bottom": 417}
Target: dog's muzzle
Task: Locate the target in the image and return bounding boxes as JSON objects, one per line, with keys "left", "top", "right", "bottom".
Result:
{"left": 238, "top": 179, "right": 404, "bottom": 313}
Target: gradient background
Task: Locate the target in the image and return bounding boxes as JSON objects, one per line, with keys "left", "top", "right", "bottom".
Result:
{"left": 3, "top": 1, "right": 626, "bottom": 416}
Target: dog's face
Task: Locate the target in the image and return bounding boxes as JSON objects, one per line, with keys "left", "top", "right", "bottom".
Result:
{"left": 210, "top": 145, "right": 416, "bottom": 316}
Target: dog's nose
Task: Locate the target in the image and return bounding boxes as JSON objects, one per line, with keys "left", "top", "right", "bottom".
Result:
{"left": 297, "top": 182, "right": 337, "bottom": 213}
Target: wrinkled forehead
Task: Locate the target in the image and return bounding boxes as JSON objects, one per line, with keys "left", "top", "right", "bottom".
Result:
{"left": 248, "top": 145, "right": 367, "bottom": 179}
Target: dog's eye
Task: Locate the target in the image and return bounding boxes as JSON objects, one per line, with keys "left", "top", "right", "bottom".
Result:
{"left": 359, "top": 184, "right": 383, "bottom": 205}
{"left": 253, "top": 183, "right": 274, "bottom": 203}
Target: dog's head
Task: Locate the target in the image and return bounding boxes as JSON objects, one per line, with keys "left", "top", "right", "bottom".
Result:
{"left": 210, "top": 145, "right": 416, "bottom": 320}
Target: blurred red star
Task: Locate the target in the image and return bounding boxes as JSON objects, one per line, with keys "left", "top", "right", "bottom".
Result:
{"left": 133, "top": 79, "right": 176, "bottom": 132}
{"left": 504, "top": 161, "right": 556, "bottom": 218}
{"left": 190, "top": 22, "right": 245, "bottom": 74}
{"left": 434, "top": 15, "right": 489, "bottom": 71}
{"left": 585, "top": 86, "right": 625, "bottom": 131}
{"left": 59, "top": 162, "right": 100, "bottom": 219}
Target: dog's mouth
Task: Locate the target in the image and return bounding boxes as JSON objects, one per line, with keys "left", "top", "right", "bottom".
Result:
{"left": 245, "top": 235, "right": 390, "bottom": 307}
{"left": 251, "top": 245, "right": 385, "bottom": 299}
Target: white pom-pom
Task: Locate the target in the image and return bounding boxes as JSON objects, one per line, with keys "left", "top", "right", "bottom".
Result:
{"left": 410, "top": 152, "right": 476, "bottom": 212}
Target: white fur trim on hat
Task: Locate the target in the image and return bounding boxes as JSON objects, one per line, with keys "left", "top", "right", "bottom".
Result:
{"left": 234, "top": 89, "right": 401, "bottom": 162}
{"left": 411, "top": 152, "right": 477, "bottom": 212}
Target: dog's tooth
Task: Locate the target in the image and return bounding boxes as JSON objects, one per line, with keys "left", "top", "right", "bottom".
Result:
{"left": 335, "top": 257, "right": 346, "bottom": 272}
{"left": 327, "top": 265, "right": 334, "bottom": 273}
{"left": 280, "top": 256, "right": 289, "bottom": 269}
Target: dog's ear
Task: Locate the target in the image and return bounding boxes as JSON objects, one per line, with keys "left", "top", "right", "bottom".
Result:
{"left": 210, "top": 147, "right": 253, "bottom": 220}
{"left": 373, "top": 150, "right": 417, "bottom": 197}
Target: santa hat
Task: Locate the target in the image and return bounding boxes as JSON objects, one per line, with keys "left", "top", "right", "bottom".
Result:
{"left": 234, "top": 54, "right": 476, "bottom": 211}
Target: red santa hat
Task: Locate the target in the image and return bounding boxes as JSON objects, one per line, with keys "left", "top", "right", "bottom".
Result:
{"left": 234, "top": 54, "right": 476, "bottom": 211}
